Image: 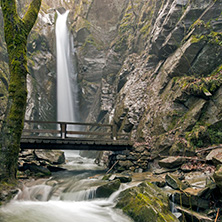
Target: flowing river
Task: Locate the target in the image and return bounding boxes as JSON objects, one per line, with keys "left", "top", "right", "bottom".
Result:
{"left": 0, "top": 151, "right": 133, "bottom": 222}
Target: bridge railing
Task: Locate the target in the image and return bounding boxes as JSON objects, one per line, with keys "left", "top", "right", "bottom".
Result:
{"left": 22, "top": 120, "right": 130, "bottom": 141}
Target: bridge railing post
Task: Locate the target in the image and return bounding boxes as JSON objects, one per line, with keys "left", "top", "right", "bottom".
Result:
{"left": 111, "top": 124, "right": 117, "bottom": 140}
{"left": 60, "top": 123, "right": 67, "bottom": 139}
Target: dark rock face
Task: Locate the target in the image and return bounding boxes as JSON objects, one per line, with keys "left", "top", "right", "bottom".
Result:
{"left": 79, "top": 0, "right": 222, "bottom": 164}
{"left": 67, "top": 0, "right": 222, "bottom": 169}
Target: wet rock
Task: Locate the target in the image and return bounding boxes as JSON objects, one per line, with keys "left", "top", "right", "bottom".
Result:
{"left": 0, "top": 188, "right": 19, "bottom": 205}
{"left": 116, "top": 181, "right": 179, "bottom": 222}
{"left": 154, "top": 168, "right": 178, "bottom": 175}
{"left": 109, "top": 174, "right": 132, "bottom": 183}
{"left": 159, "top": 156, "right": 184, "bottom": 169}
{"left": 176, "top": 206, "right": 213, "bottom": 222}
{"left": 165, "top": 173, "right": 190, "bottom": 190}
{"left": 118, "top": 160, "right": 134, "bottom": 168}
{"left": 22, "top": 163, "right": 51, "bottom": 177}
{"left": 172, "top": 188, "right": 209, "bottom": 210}
{"left": 213, "top": 165, "right": 222, "bottom": 193}
{"left": 96, "top": 179, "right": 121, "bottom": 198}
{"left": 34, "top": 150, "right": 65, "bottom": 164}
{"left": 47, "top": 165, "right": 66, "bottom": 172}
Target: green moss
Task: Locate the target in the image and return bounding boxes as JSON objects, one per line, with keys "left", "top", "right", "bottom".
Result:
{"left": 177, "top": 69, "right": 222, "bottom": 97}
{"left": 191, "top": 35, "right": 205, "bottom": 43}
{"left": 114, "top": 35, "right": 128, "bottom": 53}
{"left": 84, "top": 34, "right": 104, "bottom": 50}
{"left": 186, "top": 121, "right": 222, "bottom": 148}
{"left": 116, "top": 182, "right": 177, "bottom": 222}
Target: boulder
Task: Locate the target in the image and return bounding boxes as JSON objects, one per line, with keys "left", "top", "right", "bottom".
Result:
{"left": 212, "top": 152, "right": 222, "bottom": 166}
{"left": 116, "top": 181, "right": 179, "bottom": 222}
{"left": 213, "top": 164, "right": 222, "bottom": 193}
{"left": 165, "top": 173, "right": 190, "bottom": 190}
{"left": 172, "top": 188, "right": 209, "bottom": 209}
{"left": 96, "top": 179, "right": 121, "bottom": 198}
{"left": 158, "top": 156, "right": 184, "bottom": 169}
{"left": 22, "top": 163, "right": 51, "bottom": 177}
{"left": 206, "top": 148, "right": 222, "bottom": 161}
{"left": 34, "top": 150, "right": 65, "bottom": 164}
{"left": 47, "top": 165, "right": 66, "bottom": 172}
{"left": 108, "top": 174, "right": 132, "bottom": 183}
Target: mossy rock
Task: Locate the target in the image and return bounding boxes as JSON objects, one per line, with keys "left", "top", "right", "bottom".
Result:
{"left": 116, "top": 181, "right": 179, "bottom": 222}
{"left": 96, "top": 179, "right": 121, "bottom": 198}
{"left": 213, "top": 164, "right": 222, "bottom": 194}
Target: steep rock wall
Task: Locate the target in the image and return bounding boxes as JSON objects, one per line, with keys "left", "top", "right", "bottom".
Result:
{"left": 74, "top": 0, "right": 222, "bottom": 167}
{"left": 110, "top": 0, "right": 222, "bottom": 156}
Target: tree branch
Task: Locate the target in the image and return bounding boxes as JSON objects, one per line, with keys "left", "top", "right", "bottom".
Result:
{"left": 22, "top": 0, "right": 41, "bottom": 34}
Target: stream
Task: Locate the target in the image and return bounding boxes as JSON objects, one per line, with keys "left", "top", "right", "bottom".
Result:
{"left": 0, "top": 151, "right": 133, "bottom": 222}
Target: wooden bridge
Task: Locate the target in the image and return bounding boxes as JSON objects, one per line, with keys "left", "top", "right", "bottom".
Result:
{"left": 20, "top": 120, "right": 132, "bottom": 151}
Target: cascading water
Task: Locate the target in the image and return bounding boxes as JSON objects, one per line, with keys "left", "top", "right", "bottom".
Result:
{"left": 0, "top": 155, "right": 132, "bottom": 222}
{"left": 56, "top": 10, "right": 79, "bottom": 127}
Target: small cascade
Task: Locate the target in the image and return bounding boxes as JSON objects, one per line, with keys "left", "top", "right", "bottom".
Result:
{"left": 0, "top": 152, "right": 133, "bottom": 222}
{"left": 170, "top": 193, "right": 182, "bottom": 219}
{"left": 15, "top": 185, "right": 52, "bottom": 201}
{"left": 60, "top": 187, "right": 97, "bottom": 201}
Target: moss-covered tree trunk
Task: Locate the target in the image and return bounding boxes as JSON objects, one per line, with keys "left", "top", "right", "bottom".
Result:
{"left": 0, "top": 0, "right": 41, "bottom": 182}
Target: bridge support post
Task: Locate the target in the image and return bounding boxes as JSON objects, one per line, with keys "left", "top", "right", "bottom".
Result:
{"left": 60, "top": 123, "right": 67, "bottom": 139}
{"left": 111, "top": 124, "right": 117, "bottom": 140}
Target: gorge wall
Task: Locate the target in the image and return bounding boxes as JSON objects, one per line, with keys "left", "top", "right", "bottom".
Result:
{"left": 73, "top": 0, "right": 222, "bottom": 159}
{"left": 0, "top": 0, "right": 222, "bottom": 167}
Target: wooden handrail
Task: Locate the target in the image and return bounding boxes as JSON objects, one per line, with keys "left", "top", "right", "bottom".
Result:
{"left": 24, "top": 120, "right": 112, "bottom": 127}
{"left": 23, "top": 120, "right": 131, "bottom": 141}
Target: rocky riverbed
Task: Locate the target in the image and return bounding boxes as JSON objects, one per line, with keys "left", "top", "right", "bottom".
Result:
{"left": 1, "top": 147, "right": 222, "bottom": 221}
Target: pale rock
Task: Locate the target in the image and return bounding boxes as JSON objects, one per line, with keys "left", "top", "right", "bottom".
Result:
{"left": 159, "top": 156, "right": 184, "bottom": 169}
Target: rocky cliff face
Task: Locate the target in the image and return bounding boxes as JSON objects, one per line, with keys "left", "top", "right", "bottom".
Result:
{"left": 110, "top": 0, "right": 222, "bottom": 156}
{"left": 76, "top": 0, "right": 222, "bottom": 157}
{"left": 0, "top": 0, "right": 222, "bottom": 164}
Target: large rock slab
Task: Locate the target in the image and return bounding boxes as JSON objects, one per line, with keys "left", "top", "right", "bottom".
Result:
{"left": 172, "top": 188, "right": 209, "bottom": 210}
{"left": 34, "top": 150, "right": 65, "bottom": 164}
{"left": 159, "top": 156, "right": 184, "bottom": 168}
{"left": 22, "top": 163, "right": 51, "bottom": 177}
{"left": 165, "top": 173, "right": 190, "bottom": 190}
{"left": 116, "top": 181, "right": 179, "bottom": 222}
{"left": 206, "top": 148, "right": 222, "bottom": 161}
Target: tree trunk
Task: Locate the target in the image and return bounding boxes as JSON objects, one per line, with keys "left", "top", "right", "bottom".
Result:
{"left": 0, "top": 0, "right": 41, "bottom": 182}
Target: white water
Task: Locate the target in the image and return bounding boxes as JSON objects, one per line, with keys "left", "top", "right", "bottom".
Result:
{"left": 0, "top": 154, "right": 132, "bottom": 222}
{"left": 56, "top": 10, "right": 79, "bottom": 128}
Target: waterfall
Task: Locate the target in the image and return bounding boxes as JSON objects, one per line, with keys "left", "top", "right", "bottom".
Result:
{"left": 56, "top": 10, "right": 79, "bottom": 128}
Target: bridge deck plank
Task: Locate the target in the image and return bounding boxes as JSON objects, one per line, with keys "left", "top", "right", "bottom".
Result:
{"left": 20, "top": 137, "right": 132, "bottom": 151}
